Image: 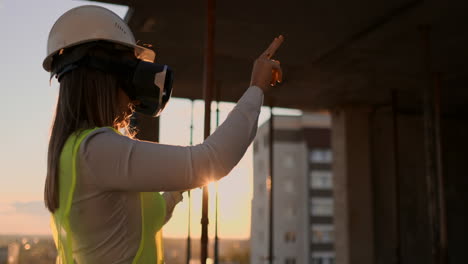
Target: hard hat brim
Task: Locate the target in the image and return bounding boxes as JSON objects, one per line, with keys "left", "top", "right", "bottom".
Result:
{"left": 42, "top": 38, "right": 156, "bottom": 72}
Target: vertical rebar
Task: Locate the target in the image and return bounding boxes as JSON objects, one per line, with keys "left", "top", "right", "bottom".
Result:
{"left": 214, "top": 182, "right": 219, "bottom": 264}
{"left": 186, "top": 191, "right": 192, "bottom": 264}
{"left": 190, "top": 100, "right": 194, "bottom": 146}
{"left": 214, "top": 82, "right": 221, "bottom": 264}
{"left": 201, "top": 0, "right": 216, "bottom": 263}
{"left": 268, "top": 102, "right": 275, "bottom": 264}
{"left": 392, "top": 90, "right": 402, "bottom": 264}
{"left": 420, "top": 24, "right": 439, "bottom": 264}
{"left": 186, "top": 100, "right": 194, "bottom": 264}
{"left": 420, "top": 25, "right": 447, "bottom": 264}
{"left": 434, "top": 73, "right": 448, "bottom": 264}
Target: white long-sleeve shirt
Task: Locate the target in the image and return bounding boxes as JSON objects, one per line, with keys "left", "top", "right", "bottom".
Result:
{"left": 69, "top": 86, "right": 263, "bottom": 264}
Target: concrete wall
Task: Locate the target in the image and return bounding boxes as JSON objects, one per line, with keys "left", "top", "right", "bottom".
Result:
{"left": 332, "top": 107, "right": 468, "bottom": 264}
{"left": 370, "top": 109, "right": 432, "bottom": 264}
{"left": 442, "top": 118, "right": 468, "bottom": 263}
{"left": 331, "top": 108, "right": 374, "bottom": 264}
{"left": 369, "top": 108, "right": 397, "bottom": 264}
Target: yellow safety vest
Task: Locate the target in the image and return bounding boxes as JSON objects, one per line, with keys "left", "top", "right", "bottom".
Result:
{"left": 51, "top": 127, "right": 166, "bottom": 264}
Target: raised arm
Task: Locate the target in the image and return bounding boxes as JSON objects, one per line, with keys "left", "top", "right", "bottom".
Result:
{"left": 78, "top": 35, "right": 284, "bottom": 192}
{"left": 78, "top": 85, "right": 263, "bottom": 192}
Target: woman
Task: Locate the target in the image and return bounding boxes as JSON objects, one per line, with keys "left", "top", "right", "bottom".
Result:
{"left": 43, "top": 5, "right": 283, "bottom": 264}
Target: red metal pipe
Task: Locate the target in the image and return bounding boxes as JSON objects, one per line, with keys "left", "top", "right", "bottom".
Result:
{"left": 214, "top": 82, "right": 221, "bottom": 264}
{"left": 434, "top": 72, "right": 448, "bottom": 264}
{"left": 419, "top": 25, "right": 448, "bottom": 264}
{"left": 268, "top": 101, "right": 275, "bottom": 264}
{"left": 392, "top": 90, "right": 401, "bottom": 264}
{"left": 201, "top": 0, "right": 215, "bottom": 263}
{"left": 186, "top": 100, "right": 194, "bottom": 264}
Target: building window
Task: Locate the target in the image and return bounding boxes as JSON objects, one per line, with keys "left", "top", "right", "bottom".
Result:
{"left": 282, "top": 155, "right": 295, "bottom": 168}
{"left": 284, "top": 232, "right": 296, "bottom": 243}
{"left": 311, "top": 252, "right": 335, "bottom": 264}
{"left": 285, "top": 207, "right": 296, "bottom": 220}
{"left": 311, "top": 224, "right": 334, "bottom": 243}
{"left": 258, "top": 207, "right": 264, "bottom": 219}
{"left": 310, "top": 170, "right": 333, "bottom": 189}
{"left": 309, "top": 149, "right": 332, "bottom": 164}
{"left": 285, "top": 258, "right": 296, "bottom": 264}
{"left": 284, "top": 181, "right": 294, "bottom": 193}
{"left": 257, "top": 159, "right": 265, "bottom": 173}
{"left": 257, "top": 182, "right": 265, "bottom": 195}
{"left": 310, "top": 198, "right": 333, "bottom": 216}
{"left": 312, "top": 257, "right": 335, "bottom": 264}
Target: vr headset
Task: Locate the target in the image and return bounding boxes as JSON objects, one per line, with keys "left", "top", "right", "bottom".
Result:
{"left": 51, "top": 41, "right": 173, "bottom": 117}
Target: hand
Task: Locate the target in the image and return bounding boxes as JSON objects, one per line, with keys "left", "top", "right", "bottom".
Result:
{"left": 250, "top": 35, "right": 284, "bottom": 92}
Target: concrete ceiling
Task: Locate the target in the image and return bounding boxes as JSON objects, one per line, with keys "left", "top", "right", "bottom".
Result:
{"left": 90, "top": 0, "right": 468, "bottom": 113}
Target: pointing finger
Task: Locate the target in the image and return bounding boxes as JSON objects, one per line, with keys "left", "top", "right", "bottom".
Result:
{"left": 261, "top": 35, "right": 284, "bottom": 59}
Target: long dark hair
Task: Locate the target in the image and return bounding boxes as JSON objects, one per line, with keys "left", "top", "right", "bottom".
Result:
{"left": 45, "top": 63, "right": 131, "bottom": 213}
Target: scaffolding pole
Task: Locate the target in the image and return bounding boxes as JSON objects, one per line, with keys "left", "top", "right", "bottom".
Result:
{"left": 268, "top": 102, "right": 275, "bottom": 264}
{"left": 419, "top": 25, "right": 448, "bottom": 264}
{"left": 186, "top": 190, "right": 192, "bottom": 264}
{"left": 391, "top": 90, "right": 402, "bottom": 264}
{"left": 434, "top": 72, "right": 448, "bottom": 264}
{"left": 201, "top": 0, "right": 216, "bottom": 262}
{"left": 214, "top": 82, "right": 221, "bottom": 264}
{"left": 186, "top": 100, "right": 194, "bottom": 264}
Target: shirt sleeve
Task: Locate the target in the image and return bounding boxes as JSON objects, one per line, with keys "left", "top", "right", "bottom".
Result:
{"left": 78, "top": 86, "right": 263, "bottom": 192}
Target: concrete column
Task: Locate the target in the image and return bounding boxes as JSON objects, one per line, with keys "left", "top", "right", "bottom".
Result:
{"left": 332, "top": 108, "right": 374, "bottom": 264}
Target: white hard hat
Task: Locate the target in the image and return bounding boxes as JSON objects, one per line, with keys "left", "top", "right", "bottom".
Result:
{"left": 43, "top": 5, "right": 155, "bottom": 72}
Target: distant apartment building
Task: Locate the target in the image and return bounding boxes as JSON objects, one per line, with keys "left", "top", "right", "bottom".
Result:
{"left": 250, "top": 113, "right": 334, "bottom": 264}
{"left": 0, "top": 243, "right": 19, "bottom": 264}
{"left": 0, "top": 246, "right": 7, "bottom": 264}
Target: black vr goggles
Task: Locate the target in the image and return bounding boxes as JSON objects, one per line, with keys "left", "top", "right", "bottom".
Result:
{"left": 51, "top": 41, "right": 174, "bottom": 117}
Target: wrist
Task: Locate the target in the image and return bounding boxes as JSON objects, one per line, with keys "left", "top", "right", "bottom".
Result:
{"left": 250, "top": 82, "right": 268, "bottom": 93}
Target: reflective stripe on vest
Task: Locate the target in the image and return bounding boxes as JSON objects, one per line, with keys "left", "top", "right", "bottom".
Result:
{"left": 51, "top": 127, "right": 166, "bottom": 264}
